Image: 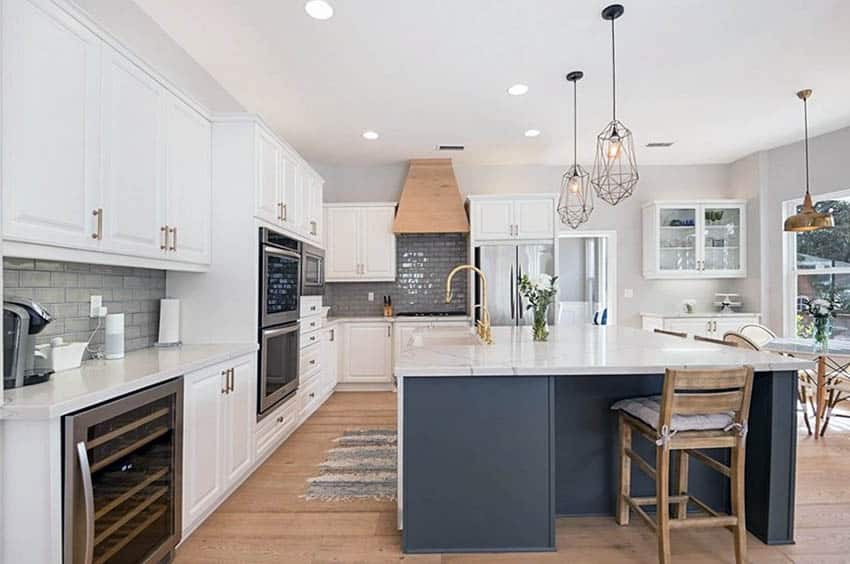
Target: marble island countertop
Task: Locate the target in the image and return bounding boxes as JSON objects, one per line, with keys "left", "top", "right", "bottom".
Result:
{"left": 1, "top": 343, "right": 258, "bottom": 419}
{"left": 393, "top": 324, "right": 812, "bottom": 377}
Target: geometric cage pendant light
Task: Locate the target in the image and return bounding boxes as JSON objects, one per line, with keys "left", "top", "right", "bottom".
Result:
{"left": 590, "top": 4, "right": 639, "bottom": 206}
{"left": 783, "top": 89, "right": 834, "bottom": 232}
{"left": 558, "top": 71, "right": 594, "bottom": 229}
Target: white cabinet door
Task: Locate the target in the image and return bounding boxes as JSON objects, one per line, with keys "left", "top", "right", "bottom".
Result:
{"left": 255, "top": 128, "right": 281, "bottom": 225}
{"left": 280, "top": 149, "right": 298, "bottom": 228}
{"left": 516, "top": 199, "right": 555, "bottom": 240}
{"left": 311, "top": 178, "right": 324, "bottom": 243}
{"left": 292, "top": 165, "right": 306, "bottom": 235}
{"left": 322, "top": 325, "right": 339, "bottom": 391}
{"left": 304, "top": 173, "right": 322, "bottom": 241}
{"left": 222, "top": 356, "right": 255, "bottom": 486}
{"left": 360, "top": 207, "right": 396, "bottom": 280}
{"left": 164, "top": 94, "right": 211, "bottom": 264}
{"left": 101, "top": 47, "right": 165, "bottom": 257}
{"left": 700, "top": 204, "right": 745, "bottom": 277}
{"left": 2, "top": 0, "right": 103, "bottom": 249}
{"left": 343, "top": 322, "right": 392, "bottom": 383}
{"left": 666, "top": 318, "right": 713, "bottom": 339}
{"left": 325, "top": 207, "right": 361, "bottom": 279}
{"left": 183, "top": 365, "right": 226, "bottom": 529}
{"left": 473, "top": 200, "right": 514, "bottom": 240}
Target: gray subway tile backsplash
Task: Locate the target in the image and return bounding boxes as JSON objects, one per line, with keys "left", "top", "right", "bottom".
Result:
{"left": 3, "top": 258, "right": 165, "bottom": 355}
{"left": 325, "top": 233, "right": 469, "bottom": 317}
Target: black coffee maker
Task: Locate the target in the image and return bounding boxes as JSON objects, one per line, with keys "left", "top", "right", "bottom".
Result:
{"left": 3, "top": 298, "right": 54, "bottom": 388}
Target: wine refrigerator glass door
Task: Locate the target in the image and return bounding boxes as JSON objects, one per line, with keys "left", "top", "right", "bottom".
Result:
{"left": 64, "top": 378, "right": 183, "bottom": 564}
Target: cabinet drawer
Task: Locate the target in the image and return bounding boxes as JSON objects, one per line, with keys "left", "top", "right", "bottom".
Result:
{"left": 301, "top": 329, "right": 322, "bottom": 349}
{"left": 300, "top": 315, "right": 322, "bottom": 335}
{"left": 299, "top": 377, "right": 323, "bottom": 422}
{"left": 300, "top": 297, "right": 322, "bottom": 318}
{"left": 300, "top": 343, "right": 321, "bottom": 376}
{"left": 255, "top": 396, "right": 299, "bottom": 460}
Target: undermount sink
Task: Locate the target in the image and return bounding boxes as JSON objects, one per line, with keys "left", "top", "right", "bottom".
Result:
{"left": 408, "top": 329, "right": 481, "bottom": 348}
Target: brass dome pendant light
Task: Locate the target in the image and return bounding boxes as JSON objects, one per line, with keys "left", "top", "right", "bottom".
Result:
{"left": 558, "top": 71, "right": 593, "bottom": 229}
{"left": 590, "top": 4, "right": 639, "bottom": 205}
{"left": 784, "top": 89, "right": 834, "bottom": 232}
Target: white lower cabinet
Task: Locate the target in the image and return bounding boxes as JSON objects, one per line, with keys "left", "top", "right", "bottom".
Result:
{"left": 322, "top": 324, "right": 339, "bottom": 393}
{"left": 342, "top": 322, "right": 392, "bottom": 383}
{"left": 182, "top": 353, "right": 255, "bottom": 534}
{"left": 641, "top": 313, "right": 761, "bottom": 339}
{"left": 254, "top": 394, "right": 299, "bottom": 463}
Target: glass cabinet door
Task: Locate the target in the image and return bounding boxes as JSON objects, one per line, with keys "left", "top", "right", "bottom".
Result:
{"left": 657, "top": 207, "right": 698, "bottom": 272}
{"left": 701, "top": 206, "right": 741, "bottom": 272}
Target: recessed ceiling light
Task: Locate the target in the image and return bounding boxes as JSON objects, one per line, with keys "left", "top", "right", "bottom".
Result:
{"left": 362, "top": 130, "right": 379, "bottom": 140}
{"left": 305, "top": 0, "right": 333, "bottom": 20}
{"left": 507, "top": 83, "right": 529, "bottom": 96}
{"left": 524, "top": 129, "right": 541, "bottom": 138}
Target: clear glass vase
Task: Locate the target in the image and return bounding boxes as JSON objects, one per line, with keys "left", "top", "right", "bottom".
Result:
{"left": 532, "top": 305, "right": 550, "bottom": 342}
{"left": 814, "top": 317, "right": 831, "bottom": 353}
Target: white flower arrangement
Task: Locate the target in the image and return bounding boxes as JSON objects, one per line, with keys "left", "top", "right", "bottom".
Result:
{"left": 806, "top": 298, "right": 838, "bottom": 319}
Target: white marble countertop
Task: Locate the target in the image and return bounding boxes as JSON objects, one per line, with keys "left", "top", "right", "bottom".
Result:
{"left": 394, "top": 325, "right": 812, "bottom": 377}
{"left": 1, "top": 343, "right": 258, "bottom": 419}
{"left": 641, "top": 311, "right": 761, "bottom": 318}
{"left": 326, "top": 315, "right": 471, "bottom": 325}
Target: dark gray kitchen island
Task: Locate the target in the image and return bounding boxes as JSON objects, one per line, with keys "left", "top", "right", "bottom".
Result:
{"left": 394, "top": 325, "right": 812, "bottom": 554}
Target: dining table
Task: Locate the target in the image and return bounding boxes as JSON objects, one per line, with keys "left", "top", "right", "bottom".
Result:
{"left": 763, "top": 337, "right": 850, "bottom": 438}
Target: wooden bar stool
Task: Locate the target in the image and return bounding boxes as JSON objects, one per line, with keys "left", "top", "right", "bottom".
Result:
{"left": 611, "top": 366, "right": 754, "bottom": 564}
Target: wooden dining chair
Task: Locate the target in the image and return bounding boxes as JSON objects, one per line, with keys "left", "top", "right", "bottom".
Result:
{"left": 654, "top": 328, "right": 687, "bottom": 338}
{"left": 612, "top": 366, "right": 755, "bottom": 564}
{"left": 694, "top": 334, "right": 737, "bottom": 347}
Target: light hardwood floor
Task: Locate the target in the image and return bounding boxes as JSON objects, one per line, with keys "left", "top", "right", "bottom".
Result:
{"left": 176, "top": 392, "right": 850, "bottom": 563}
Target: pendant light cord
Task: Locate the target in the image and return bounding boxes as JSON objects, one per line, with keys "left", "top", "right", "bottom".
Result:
{"left": 611, "top": 18, "right": 617, "bottom": 121}
{"left": 804, "top": 96, "right": 810, "bottom": 195}
{"left": 573, "top": 79, "right": 578, "bottom": 167}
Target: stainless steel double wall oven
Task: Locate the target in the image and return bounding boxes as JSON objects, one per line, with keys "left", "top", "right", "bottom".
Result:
{"left": 258, "top": 228, "right": 301, "bottom": 416}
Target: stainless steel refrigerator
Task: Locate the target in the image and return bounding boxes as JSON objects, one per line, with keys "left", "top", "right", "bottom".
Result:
{"left": 475, "top": 244, "right": 555, "bottom": 326}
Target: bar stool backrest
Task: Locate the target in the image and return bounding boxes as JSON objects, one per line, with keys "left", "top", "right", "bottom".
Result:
{"left": 658, "top": 367, "right": 755, "bottom": 434}
{"left": 738, "top": 323, "right": 776, "bottom": 347}
{"left": 723, "top": 331, "right": 761, "bottom": 351}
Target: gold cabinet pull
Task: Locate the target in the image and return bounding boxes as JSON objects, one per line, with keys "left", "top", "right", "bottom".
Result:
{"left": 169, "top": 226, "right": 177, "bottom": 251}
{"left": 91, "top": 208, "right": 103, "bottom": 240}
{"left": 221, "top": 370, "right": 228, "bottom": 394}
{"left": 160, "top": 225, "right": 169, "bottom": 250}
{"left": 228, "top": 368, "right": 235, "bottom": 392}
{"left": 282, "top": 203, "right": 288, "bottom": 221}
{"left": 277, "top": 202, "right": 283, "bottom": 221}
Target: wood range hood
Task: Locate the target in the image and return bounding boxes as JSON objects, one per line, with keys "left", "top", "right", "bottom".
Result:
{"left": 393, "top": 159, "right": 470, "bottom": 234}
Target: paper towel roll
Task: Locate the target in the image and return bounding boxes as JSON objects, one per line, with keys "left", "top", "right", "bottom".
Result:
{"left": 158, "top": 298, "right": 181, "bottom": 346}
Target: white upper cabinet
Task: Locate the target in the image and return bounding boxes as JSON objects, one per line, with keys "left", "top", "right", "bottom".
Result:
{"left": 642, "top": 200, "right": 747, "bottom": 279}
{"left": 249, "top": 123, "right": 324, "bottom": 245}
{"left": 100, "top": 47, "right": 165, "bottom": 258}
{"left": 1, "top": 0, "right": 212, "bottom": 269}
{"left": 164, "top": 95, "right": 211, "bottom": 264}
{"left": 325, "top": 204, "right": 396, "bottom": 282}
{"left": 2, "top": 0, "right": 103, "bottom": 249}
{"left": 470, "top": 196, "right": 557, "bottom": 241}
{"left": 255, "top": 127, "right": 282, "bottom": 226}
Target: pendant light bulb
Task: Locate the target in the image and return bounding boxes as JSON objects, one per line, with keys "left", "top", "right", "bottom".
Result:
{"left": 607, "top": 138, "right": 622, "bottom": 160}
{"left": 568, "top": 175, "right": 580, "bottom": 193}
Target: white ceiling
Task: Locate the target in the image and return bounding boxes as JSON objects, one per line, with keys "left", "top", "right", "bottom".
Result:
{"left": 133, "top": 0, "right": 850, "bottom": 166}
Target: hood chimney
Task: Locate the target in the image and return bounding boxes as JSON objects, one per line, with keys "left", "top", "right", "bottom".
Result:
{"left": 393, "top": 159, "right": 469, "bottom": 233}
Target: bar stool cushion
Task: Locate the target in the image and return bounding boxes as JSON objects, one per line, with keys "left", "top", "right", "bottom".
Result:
{"left": 611, "top": 395, "right": 734, "bottom": 432}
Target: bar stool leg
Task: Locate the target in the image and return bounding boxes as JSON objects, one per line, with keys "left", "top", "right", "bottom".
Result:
{"left": 617, "top": 414, "right": 631, "bottom": 526}
{"left": 674, "top": 451, "right": 689, "bottom": 519}
{"left": 656, "top": 445, "right": 672, "bottom": 564}
{"left": 731, "top": 441, "right": 748, "bottom": 564}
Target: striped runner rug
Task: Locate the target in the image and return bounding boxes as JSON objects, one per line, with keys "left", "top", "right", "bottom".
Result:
{"left": 305, "top": 429, "right": 397, "bottom": 501}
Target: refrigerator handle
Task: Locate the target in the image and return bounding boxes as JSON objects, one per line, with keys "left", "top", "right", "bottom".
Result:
{"left": 510, "top": 264, "right": 515, "bottom": 319}
{"left": 517, "top": 264, "right": 524, "bottom": 319}
{"left": 76, "top": 441, "right": 95, "bottom": 564}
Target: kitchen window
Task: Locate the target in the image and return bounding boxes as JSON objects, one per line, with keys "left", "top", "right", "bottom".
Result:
{"left": 784, "top": 192, "right": 850, "bottom": 338}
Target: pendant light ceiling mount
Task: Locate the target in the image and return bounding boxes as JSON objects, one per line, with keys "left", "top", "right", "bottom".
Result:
{"left": 783, "top": 88, "right": 834, "bottom": 232}
{"left": 591, "top": 3, "right": 639, "bottom": 206}
{"left": 558, "top": 70, "right": 593, "bottom": 230}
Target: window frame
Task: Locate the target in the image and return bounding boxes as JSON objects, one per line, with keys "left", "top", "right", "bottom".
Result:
{"left": 782, "top": 188, "right": 850, "bottom": 337}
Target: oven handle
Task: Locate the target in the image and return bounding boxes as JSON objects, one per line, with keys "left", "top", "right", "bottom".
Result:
{"left": 76, "top": 441, "right": 95, "bottom": 564}
{"left": 263, "top": 324, "right": 300, "bottom": 339}
{"left": 263, "top": 245, "right": 301, "bottom": 260}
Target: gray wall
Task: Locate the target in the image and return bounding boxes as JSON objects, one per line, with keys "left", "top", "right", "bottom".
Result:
{"left": 325, "top": 234, "right": 468, "bottom": 317}
{"left": 69, "top": 0, "right": 243, "bottom": 113}
{"left": 315, "top": 161, "right": 749, "bottom": 327}
{"left": 3, "top": 258, "right": 165, "bottom": 355}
